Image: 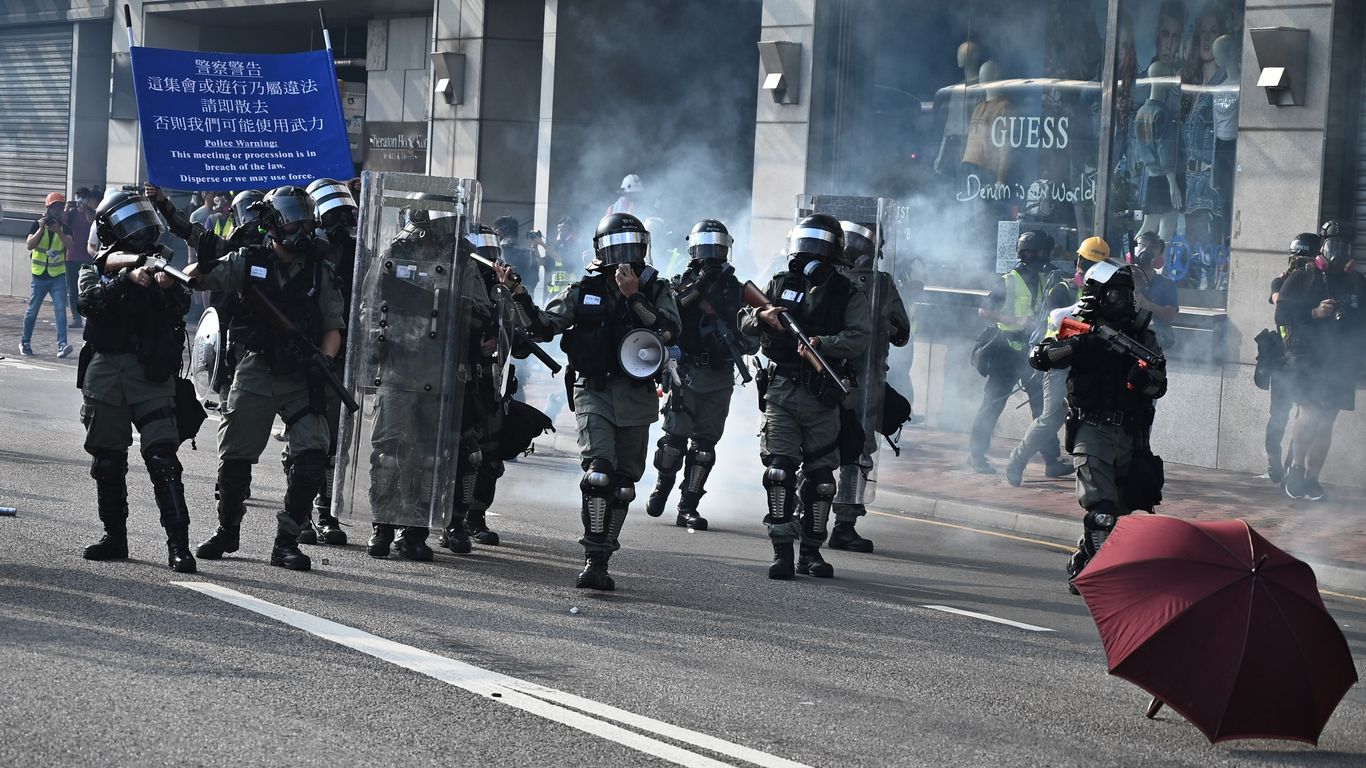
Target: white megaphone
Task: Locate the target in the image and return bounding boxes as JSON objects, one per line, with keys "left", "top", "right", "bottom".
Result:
{"left": 618, "top": 328, "right": 666, "bottom": 380}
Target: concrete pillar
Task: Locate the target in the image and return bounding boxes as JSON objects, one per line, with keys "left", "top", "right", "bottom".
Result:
{"left": 1218, "top": 0, "right": 1351, "bottom": 479}
{"left": 68, "top": 19, "right": 113, "bottom": 194}
{"left": 532, "top": 0, "right": 559, "bottom": 233}
{"left": 746, "top": 0, "right": 818, "bottom": 275}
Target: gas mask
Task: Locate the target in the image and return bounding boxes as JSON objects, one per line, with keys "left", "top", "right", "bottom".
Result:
{"left": 790, "top": 255, "right": 834, "bottom": 286}
{"left": 274, "top": 221, "right": 315, "bottom": 256}
{"left": 322, "top": 208, "right": 357, "bottom": 245}
{"left": 1322, "top": 238, "right": 1353, "bottom": 271}
{"left": 1133, "top": 240, "right": 1166, "bottom": 270}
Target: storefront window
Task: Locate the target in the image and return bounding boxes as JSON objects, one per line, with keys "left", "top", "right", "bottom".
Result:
{"left": 846, "top": 0, "right": 1108, "bottom": 288}
{"left": 1105, "top": 0, "right": 1246, "bottom": 303}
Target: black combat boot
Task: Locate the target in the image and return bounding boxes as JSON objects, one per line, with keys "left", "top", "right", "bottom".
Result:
{"left": 647, "top": 437, "right": 685, "bottom": 517}
{"left": 296, "top": 523, "right": 318, "bottom": 545}
{"left": 646, "top": 476, "right": 674, "bottom": 518}
{"left": 438, "top": 519, "right": 472, "bottom": 554}
{"left": 146, "top": 449, "right": 196, "bottom": 573}
{"left": 198, "top": 460, "right": 250, "bottom": 559}
{"left": 575, "top": 550, "right": 614, "bottom": 591}
{"left": 396, "top": 527, "right": 434, "bottom": 561}
{"left": 84, "top": 452, "right": 130, "bottom": 560}
{"left": 768, "top": 541, "right": 795, "bottom": 580}
{"left": 270, "top": 533, "right": 312, "bottom": 571}
{"left": 796, "top": 546, "right": 834, "bottom": 578}
{"left": 467, "top": 509, "right": 500, "bottom": 546}
{"left": 315, "top": 513, "right": 348, "bottom": 545}
{"left": 828, "top": 521, "right": 873, "bottom": 553}
{"left": 675, "top": 507, "right": 708, "bottom": 531}
{"left": 368, "top": 524, "right": 396, "bottom": 558}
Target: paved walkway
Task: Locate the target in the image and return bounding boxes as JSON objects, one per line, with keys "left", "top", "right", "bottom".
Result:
{"left": 7, "top": 294, "right": 1364, "bottom": 593}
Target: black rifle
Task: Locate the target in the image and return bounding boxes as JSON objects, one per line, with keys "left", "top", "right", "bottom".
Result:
{"left": 741, "top": 281, "right": 849, "bottom": 397}
{"left": 114, "top": 253, "right": 361, "bottom": 413}
{"left": 678, "top": 267, "right": 752, "bottom": 384}
{"left": 467, "top": 251, "right": 563, "bottom": 374}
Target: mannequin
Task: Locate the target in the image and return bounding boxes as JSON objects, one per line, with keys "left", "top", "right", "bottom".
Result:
{"left": 962, "top": 60, "right": 1012, "bottom": 183}
{"left": 1135, "top": 62, "right": 1181, "bottom": 241}
{"left": 1211, "top": 35, "right": 1240, "bottom": 247}
{"left": 935, "top": 41, "right": 984, "bottom": 177}
{"left": 1180, "top": 10, "right": 1225, "bottom": 283}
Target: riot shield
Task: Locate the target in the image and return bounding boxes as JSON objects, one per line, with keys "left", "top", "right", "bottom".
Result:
{"left": 488, "top": 281, "right": 518, "bottom": 400}
{"left": 332, "top": 172, "right": 480, "bottom": 531}
{"left": 795, "top": 194, "right": 899, "bottom": 505}
{"left": 190, "top": 306, "right": 225, "bottom": 409}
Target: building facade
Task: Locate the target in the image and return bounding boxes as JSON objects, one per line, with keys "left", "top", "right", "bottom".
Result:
{"left": 0, "top": 0, "right": 1361, "bottom": 483}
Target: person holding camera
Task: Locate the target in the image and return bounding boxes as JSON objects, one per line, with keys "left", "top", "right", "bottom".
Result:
{"left": 63, "top": 188, "right": 100, "bottom": 329}
{"left": 1275, "top": 220, "right": 1366, "bottom": 501}
{"left": 22, "top": 192, "right": 75, "bottom": 357}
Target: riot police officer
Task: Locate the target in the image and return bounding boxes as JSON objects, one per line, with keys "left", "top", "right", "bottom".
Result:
{"left": 507, "top": 212, "right": 681, "bottom": 590}
{"left": 828, "top": 219, "right": 910, "bottom": 553}
{"left": 645, "top": 219, "right": 758, "bottom": 531}
{"left": 366, "top": 195, "right": 492, "bottom": 561}
{"left": 155, "top": 185, "right": 346, "bottom": 572}
{"left": 77, "top": 189, "right": 196, "bottom": 572}
{"left": 1028, "top": 261, "right": 1166, "bottom": 593}
{"left": 739, "top": 214, "right": 871, "bottom": 580}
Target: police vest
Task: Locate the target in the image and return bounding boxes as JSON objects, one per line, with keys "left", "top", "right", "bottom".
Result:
{"left": 677, "top": 266, "right": 743, "bottom": 368}
{"left": 560, "top": 272, "right": 657, "bottom": 380}
{"left": 996, "top": 269, "right": 1043, "bottom": 350}
{"left": 229, "top": 246, "right": 327, "bottom": 375}
{"left": 30, "top": 229, "right": 67, "bottom": 277}
{"left": 1065, "top": 322, "right": 1160, "bottom": 419}
{"left": 759, "top": 270, "right": 853, "bottom": 369}
{"left": 83, "top": 250, "right": 187, "bottom": 382}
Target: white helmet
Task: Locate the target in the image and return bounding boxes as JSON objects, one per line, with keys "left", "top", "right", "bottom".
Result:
{"left": 619, "top": 173, "right": 643, "bottom": 194}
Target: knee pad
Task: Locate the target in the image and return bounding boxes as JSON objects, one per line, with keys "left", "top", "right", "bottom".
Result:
{"left": 90, "top": 451, "right": 128, "bottom": 483}
{"left": 614, "top": 479, "right": 636, "bottom": 504}
{"left": 143, "top": 449, "right": 183, "bottom": 485}
{"left": 483, "top": 458, "right": 505, "bottom": 480}
{"left": 1082, "top": 502, "right": 1120, "bottom": 555}
{"left": 800, "top": 468, "right": 837, "bottom": 502}
{"left": 653, "top": 435, "right": 686, "bottom": 473}
{"left": 687, "top": 442, "right": 716, "bottom": 468}
{"left": 763, "top": 455, "right": 798, "bottom": 489}
{"left": 580, "top": 459, "right": 615, "bottom": 495}
{"left": 763, "top": 456, "right": 799, "bottom": 521}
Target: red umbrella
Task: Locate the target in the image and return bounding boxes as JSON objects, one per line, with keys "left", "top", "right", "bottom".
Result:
{"left": 1073, "top": 515, "right": 1358, "bottom": 744}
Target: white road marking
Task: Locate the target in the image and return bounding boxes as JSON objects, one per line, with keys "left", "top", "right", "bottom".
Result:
{"left": 176, "top": 581, "right": 811, "bottom": 768}
{"left": 920, "top": 605, "right": 1055, "bottom": 633}
{"left": 0, "top": 360, "right": 59, "bottom": 372}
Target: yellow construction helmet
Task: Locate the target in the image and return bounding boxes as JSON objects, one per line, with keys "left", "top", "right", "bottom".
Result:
{"left": 1077, "top": 236, "right": 1110, "bottom": 263}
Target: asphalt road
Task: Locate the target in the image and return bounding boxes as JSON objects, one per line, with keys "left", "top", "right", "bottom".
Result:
{"left": 2, "top": 351, "right": 1365, "bottom": 768}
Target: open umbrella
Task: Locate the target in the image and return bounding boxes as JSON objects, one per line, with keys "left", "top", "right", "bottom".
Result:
{"left": 1073, "top": 515, "right": 1358, "bottom": 744}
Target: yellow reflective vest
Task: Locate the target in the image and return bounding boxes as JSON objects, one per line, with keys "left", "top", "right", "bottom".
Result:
{"left": 995, "top": 269, "right": 1042, "bottom": 350}
{"left": 30, "top": 228, "right": 67, "bottom": 277}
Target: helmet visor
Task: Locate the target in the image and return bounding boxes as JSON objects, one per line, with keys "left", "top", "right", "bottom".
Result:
{"left": 309, "top": 181, "right": 357, "bottom": 220}
{"left": 269, "top": 194, "right": 315, "bottom": 228}
{"left": 787, "top": 226, "right": 841, "bottom": 261}
{"left": 1324, "top": 238, "right": 1353, "bottom": 268}
{"left": 594, "top": 230, "right": 650, "bottom": 265}
{"left": 106, "top": 196, "right": 167, "bottom": 248}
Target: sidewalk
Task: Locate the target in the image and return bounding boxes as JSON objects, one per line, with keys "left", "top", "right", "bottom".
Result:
{"left": 8, "top": 294, "right": 1364, "bottom": 594}
{"left": 870, "top": 426, "right": 1366, "bottom": 594}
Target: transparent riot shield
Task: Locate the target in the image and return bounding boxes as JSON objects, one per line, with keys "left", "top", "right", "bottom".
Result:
{"left": 333, "top": 172, "right": 480, "bottom": 531}
{"left": 795, "top": 194, "right": 899, "bottom": 505}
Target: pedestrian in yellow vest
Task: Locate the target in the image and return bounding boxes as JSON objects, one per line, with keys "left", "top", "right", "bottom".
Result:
{"left": 22, "top": 192, "right": 75, "bottom": 357}
{"left": 966, "top": 230, "right": 1056, "bottom": 473}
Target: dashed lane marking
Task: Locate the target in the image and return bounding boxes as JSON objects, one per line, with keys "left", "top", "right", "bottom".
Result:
{"left": 921, "top": 605, "right": 1056, "bottom": 632}
{"left": 866, "top": 509, "right": 1075, "bottom": 552}
{"left": 0, "top": 360, "right": 59, "bottom": 372}
{"left": 175, "top": 581, "right": 812, "bottom": 768}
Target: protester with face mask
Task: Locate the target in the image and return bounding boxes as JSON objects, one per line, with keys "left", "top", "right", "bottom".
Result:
{"left": 1274, "top": 220, "right": 1366, "bottom": 502}
{"left": 1127, "top": 231, "right": 1180, "bottom": 349}
{"left": 966, "top": 230, "right": 1055, "bottom": 474}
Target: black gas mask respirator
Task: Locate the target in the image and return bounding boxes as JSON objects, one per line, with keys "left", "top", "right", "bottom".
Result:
{"left": 790, "top": 255, "right": 834, "bottom": 286}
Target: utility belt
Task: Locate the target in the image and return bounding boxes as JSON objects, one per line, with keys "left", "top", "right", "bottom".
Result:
{"left": 1067, "top": 405, "right": 1130, "bottom": 428}
{"left": 770, "top": 361, "right": 850, "bottom": 407}
{"left": 682, "top": 351, "right": 724, "bottom": 370}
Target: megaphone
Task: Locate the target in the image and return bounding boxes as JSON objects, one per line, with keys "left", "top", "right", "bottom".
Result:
{"left": 618, "top": 328, "right": 666, "bottom": 380}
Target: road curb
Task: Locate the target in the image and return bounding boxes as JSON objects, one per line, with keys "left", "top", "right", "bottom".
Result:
{"left": 871, "top": 488, "right": 1366, "bottom": 597}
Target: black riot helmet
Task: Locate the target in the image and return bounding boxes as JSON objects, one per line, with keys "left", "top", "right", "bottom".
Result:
{"left": 1290, "top": 232, "right": 1322, "bottom": 258}
{"left": 306, "top": 178, "right": 358, "bottom": 239}
{"left": 94, "top": 188, "right": 167, "bottom": 253}
{"left": 1016, "top": 229, "right": 1056, "bottom": 267}
{"left": 466, "top": 222, "right": 502, "bottom": 262}
{"left": 686, "top": 219, "right": 732, "bottom": 263}
{"left": 231, "top": 190, "right": 265, "bottom": 230}
{"left": 592, "top": 212, "right": 650, "bottom": 267}
{"left": 399, "top": 190, "right": 466, "bottom": 241}
{"left": 1079, "top": 260, "right": 1137, "bottom": 323}
{"left": 1320, "top": 220, "right": 1354, "bottom": 270}
{"left": 787, "top": 213, "right": 845, "bottom": 264}
{"left": 841, "top": 220, "right": 883, "bottom": 267}
{"left": 260, "top": 186, "right": 317, "bottom": 255}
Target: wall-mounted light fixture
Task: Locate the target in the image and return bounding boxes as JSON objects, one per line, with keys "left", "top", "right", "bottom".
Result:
{"left": 431, "top": 51, "right": 466, "bottom": 105}
{"left": 757, "top": 40, "right": 801, "bottom": 105}
{"left": 1250, "top": 27, "right": 1310, "bottom": 107}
